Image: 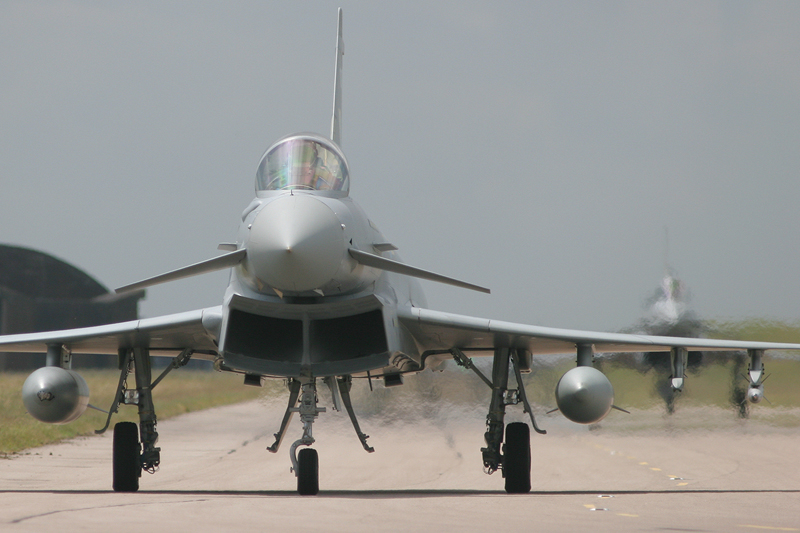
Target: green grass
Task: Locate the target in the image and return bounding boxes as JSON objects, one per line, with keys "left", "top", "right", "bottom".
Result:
{"left": 706, "top": 318, "right": 800, "bottom": 344}
{"left": 597, "top": 318, "right": 800, "bottom": 413}
{"left": 604, "top": 358, "right": 800, "bottom": 409}
{"left": 0, "top": 369, "right": 266, "bottom": 455}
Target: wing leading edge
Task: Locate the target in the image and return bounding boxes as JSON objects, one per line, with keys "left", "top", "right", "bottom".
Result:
{"left": 398, "top": 306, "right": 800, "bottom": 356}
{"left": 0, "top": 306, "right": 222, "bottom": 358}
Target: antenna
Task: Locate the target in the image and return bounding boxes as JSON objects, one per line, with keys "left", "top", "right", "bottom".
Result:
{"left": 330, "top": 8, "right": 344, "bottom": 146}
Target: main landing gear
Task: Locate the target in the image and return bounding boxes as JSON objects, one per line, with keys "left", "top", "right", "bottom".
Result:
{"left": 267, "top": 375, "right": 374, "bottom": 495}
{"left": 97, "top": 347, "right": 193, "bottom": 492}
{"left": 452, "top": 346, "right": 545, "bottom": 493}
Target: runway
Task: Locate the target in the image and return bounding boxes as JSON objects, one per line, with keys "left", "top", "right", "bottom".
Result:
{"left": 2, "top": 396, "right": 799, "bottom": 532}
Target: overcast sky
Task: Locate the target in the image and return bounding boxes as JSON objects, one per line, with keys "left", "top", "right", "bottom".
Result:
{"left": 1, "top": 1, "right": 799, "bottom": 333}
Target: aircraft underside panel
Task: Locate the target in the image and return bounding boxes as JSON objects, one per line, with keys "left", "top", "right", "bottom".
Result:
{"left": 222, "top": 302, "right": 393, "bottom": 377}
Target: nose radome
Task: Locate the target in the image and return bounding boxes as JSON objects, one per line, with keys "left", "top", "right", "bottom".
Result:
{"left": 246, "top": 195, "right": 344, "bottom": 293}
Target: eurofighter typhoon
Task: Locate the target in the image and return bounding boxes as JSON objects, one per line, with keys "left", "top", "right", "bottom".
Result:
{"left": 3, "top": 10, "right": 800, "bottom": 495}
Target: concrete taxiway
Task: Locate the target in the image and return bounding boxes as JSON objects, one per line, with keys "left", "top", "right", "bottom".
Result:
{"left": 2, "top": 395, "right": 799, "bottom": 532}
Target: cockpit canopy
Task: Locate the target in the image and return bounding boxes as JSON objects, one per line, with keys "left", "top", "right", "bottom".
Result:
{"left": 256, "top": 135, "right": 349, "bottom": 194}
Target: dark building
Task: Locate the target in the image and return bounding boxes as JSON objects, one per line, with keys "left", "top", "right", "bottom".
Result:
{"left": 0, "top": 244, "right": 144, "bottom": 370}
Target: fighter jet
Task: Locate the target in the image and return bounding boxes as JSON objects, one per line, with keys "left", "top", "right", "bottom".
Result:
{"left": 621, "top": 260, "right": 757, "bottom": 417}
{"left": 3, "top": 9, "right": 799, "bottom": 496}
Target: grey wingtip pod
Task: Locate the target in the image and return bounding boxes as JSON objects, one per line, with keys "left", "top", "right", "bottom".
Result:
{"left": 331, "top": 8, "right": 344, "bottom": 146}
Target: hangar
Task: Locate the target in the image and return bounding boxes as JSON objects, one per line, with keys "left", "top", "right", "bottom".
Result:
{"left": 0, "top": 244, "right": 143, "bottom": 370}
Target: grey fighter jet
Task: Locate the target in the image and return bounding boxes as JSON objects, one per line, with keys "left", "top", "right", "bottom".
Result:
{"left": 3, "top": 9, "right": 799, "bottom": 495}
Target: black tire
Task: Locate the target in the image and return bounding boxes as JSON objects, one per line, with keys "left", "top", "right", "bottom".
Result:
{"left": 297, "top": 448, "right": 319, "bottom": 496}
{"left": 113, "top": 422, "right": 141, "bottom": 492}
{"left": 503, "top": 422, "right": 531, "bottom": 494}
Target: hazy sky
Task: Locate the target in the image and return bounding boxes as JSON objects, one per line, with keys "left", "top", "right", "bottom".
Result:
{"left": 1, "top": 1, "right": 799, "bottom": 333}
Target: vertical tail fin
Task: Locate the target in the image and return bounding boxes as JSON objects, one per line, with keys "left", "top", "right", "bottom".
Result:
{"left": 330, "top": 8, "right": 344, "bottom": 146}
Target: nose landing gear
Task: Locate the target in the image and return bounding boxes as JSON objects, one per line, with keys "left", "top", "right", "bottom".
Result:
{"left": 268, "top": 374, "right": 374, "bottom": 495}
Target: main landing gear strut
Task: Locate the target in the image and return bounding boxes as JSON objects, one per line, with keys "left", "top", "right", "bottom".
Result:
{"left": 97, "top": 347, "right": 192, "bottom": 492}
{"left": 267, "top": 375, "right": 374, "bottom": 495}
{"left": 452, "top": 346, "right": 545, "bottom": 493}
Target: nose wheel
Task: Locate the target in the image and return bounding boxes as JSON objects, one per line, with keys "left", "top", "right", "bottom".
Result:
{"left": 287, "top": 378, "right": 325, "bottom": 496}
{"left": 296, "top": 448, "right": 319, "bottom": 495}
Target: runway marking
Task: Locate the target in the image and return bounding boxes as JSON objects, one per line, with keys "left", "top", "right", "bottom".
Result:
{"left": 581, "top": 437, "right": 691, "bottom": 487}
{"left": 738, "top": 526, "right": 799, "bottom": 531}
{"left": 617, "top": 513, "right": 639, "bottom": 518}
{"left": 584, "top": 502, "right": 610, "bottom": 511}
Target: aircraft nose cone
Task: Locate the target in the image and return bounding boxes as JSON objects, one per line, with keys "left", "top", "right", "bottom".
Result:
{"left": 246, "top": 194, "right": 344, "bottom": 293}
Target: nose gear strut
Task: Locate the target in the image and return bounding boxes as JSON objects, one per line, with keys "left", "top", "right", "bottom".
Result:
{"left": 267, "top": 374, "right": 374, "bottom": 495}
{"left": 288, "top": 378, "right": 326, "bottom": 477}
